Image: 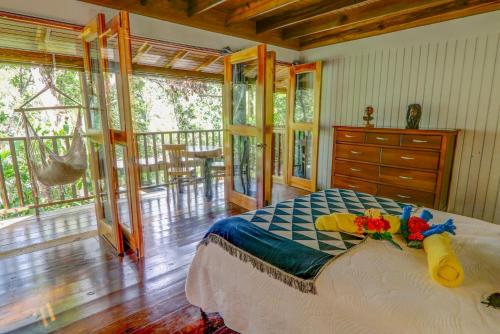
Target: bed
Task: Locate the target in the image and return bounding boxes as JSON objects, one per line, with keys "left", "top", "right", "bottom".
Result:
{"left": 186, "top": 188, "right": 500, "bottom": 334}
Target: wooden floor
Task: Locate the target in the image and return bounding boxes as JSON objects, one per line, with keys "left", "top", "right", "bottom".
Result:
{"left": 0, "top": 182, "right": 308, "bottom": 333}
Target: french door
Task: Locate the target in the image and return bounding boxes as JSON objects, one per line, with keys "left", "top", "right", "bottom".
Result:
{"left": 286, "top": 62, "right": 322, "bottom": 192}
{"left": 81, "top": 12, "right": 144, "bottom": 256}
{"left": 223, "top": 45, "right": 274, "bottom": 210}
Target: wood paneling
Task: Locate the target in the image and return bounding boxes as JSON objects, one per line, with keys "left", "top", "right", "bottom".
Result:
{"left": 318, "top": 32, "right": 500, "bottom": 224}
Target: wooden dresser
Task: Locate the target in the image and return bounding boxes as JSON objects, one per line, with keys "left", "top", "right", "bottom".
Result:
{"left": 331, "top": 126, "right": 458, "bottom": 210}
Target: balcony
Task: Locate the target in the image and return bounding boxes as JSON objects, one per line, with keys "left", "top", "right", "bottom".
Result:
{"left": 0, "top": 128, "right": 288, "bottom": 256}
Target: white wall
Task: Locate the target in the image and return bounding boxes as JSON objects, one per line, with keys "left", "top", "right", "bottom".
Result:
{"left": 302, "top": 10, "right": 500, "bottom": 224}
{"left": 0, "top": 0, "right": 300, "bottom": 62}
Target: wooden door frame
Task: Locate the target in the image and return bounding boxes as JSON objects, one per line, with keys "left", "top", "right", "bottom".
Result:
{"left": 223, "top": 44, "right": 272, "bottom": 210}
{"left": 286, "top": 61, "right": 322, "bottom": 192}
{"left": 81, "top": 13, "right": 124, "bottom": 254}
{"left": 104, "top": 11, "right": 144, "bottom": 257}
{"left": 264, "top": 51, "right": 275, "bottom": 205}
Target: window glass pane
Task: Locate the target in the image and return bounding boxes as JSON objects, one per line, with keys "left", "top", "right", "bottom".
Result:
{"left": 102, "top": 33, "right": 123, "bottom": 130}
{"left": 232, "top": 135, "right": 257, "bottom": 197}
{"left": 232, "top": 60, "right": 257, "bottom": 126}
{"left": 292, "top": 130, "right": 312, "bottom": 180}
{"left": 273, "top": 91, "right": 287, "bottom": 128}
{"left": 115, "top": 145, "right": 131, "bottom": 230}
{"left": 94, "top": 143, "right": 113, "bottom": 226}
{"left": 86, "top": 38, "right": 102, "bottom": 129}
{"left": 293, "top": 72, "right": 314, "bottom": 123}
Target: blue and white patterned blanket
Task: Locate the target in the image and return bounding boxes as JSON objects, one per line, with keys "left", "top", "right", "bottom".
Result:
{"left": 236, "top": 188, "right": 410, "bottom": 256}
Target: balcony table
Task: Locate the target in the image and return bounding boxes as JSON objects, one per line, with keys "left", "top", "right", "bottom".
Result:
{"left": 163, "top": 145, "right": 223, "bottom": 199}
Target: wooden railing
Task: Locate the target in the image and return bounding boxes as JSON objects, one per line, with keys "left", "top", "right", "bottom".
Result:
{"left": 136, "top": 129, "right": 223, "bottom": 188}
{"left": 0, "top": 128, "right": 291, "bottom": 216}
{"left": 0, "top": 129, "right": 223, "bottom": 216}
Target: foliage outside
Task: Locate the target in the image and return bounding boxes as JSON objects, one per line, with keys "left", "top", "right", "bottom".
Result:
{"left": 0, "top": 63, "right": 222, "bottom": 218}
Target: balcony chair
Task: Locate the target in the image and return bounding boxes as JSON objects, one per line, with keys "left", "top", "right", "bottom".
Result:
{"left": 164, "top": 144, "right": 198, "bottom": 194}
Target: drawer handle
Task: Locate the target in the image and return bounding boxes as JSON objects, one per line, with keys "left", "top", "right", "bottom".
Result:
{"left": 400, "top": 156, "right": 415, "bottom": 160}
{"left": 350, "top": 150, "right": 362, "bottom": 155}
{"left": 347, "top": 184, "right": 359, "bottom": 189}
{"left": 344, "top": 134, "right": 355, "bottom": 138}
{"left": 375, "top": 136, "right": 388, "bottom": 141}
{"left": 412, "top": 139, "right": 428, "bottom": 143}
{"left": 350, "top": 168, "right": 361, "bottom": 172}
{"left": 397, "top": 194, "right": 412, "bottom": 199}
{"left": 399, "top": 175, "right": 413, "bottom": 180}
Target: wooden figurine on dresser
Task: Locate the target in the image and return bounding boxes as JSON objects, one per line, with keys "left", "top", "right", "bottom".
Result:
{"left": 331, "top": 126, "right": 458, "bottom": 210}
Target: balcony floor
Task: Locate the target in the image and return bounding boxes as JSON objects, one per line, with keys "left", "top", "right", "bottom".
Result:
{"left": 0, "top": 182, "right": 308, "bottom": 333}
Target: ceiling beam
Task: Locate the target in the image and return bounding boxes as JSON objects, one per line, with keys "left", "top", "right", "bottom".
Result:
{"left": 164, "top": 50, "right": 189, "bottom": 68}
{"left": 299, "top": 0, "right": 500, "bottom": 50}
{"left": 132, "top": 42, "right": 152, "bottom": 63}
{"left": 0, "top": 48, "right": 83, "bottom": 69}
{"left": 283, "top": 0, "right": 447, "bottom": 40}
{"left": 78, "top": 0, "right": 299, "bottom": 49}
{"left": 133, "top": 64, "right": 223, "bottom": 81}
{"left": 188, "top": 0, "right": 229, "bottom": 16}
{"left": 194, "top": 55, "right": 220, "bottom": 71}
{"left": 226, "top": 0, "right": 299, "bottom": 25}
{"left": 256, "top": 0, "right": 368, "bottom": 34}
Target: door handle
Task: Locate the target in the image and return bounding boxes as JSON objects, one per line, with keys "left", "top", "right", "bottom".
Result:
{"left": 375, "top": 137, "right": 388, "bottom": 141}
{"left": 397, "top": 194, "right": 411, "bottom": 199}
{"left": 347, "top": 184, "right": 359, "bottom": 189}
{"left": 399, "top": 175, "right": 413, "bottom": 180}
{"left": 344, "top": 134, "right": 355, "bottom": 138}
{"left": 350, "top": 168, "right": 361, "bottom": 172}
{"left": 412, "top": 139, "right": 428, "bottom": 143}
{"left": 400, "top": 156, "right": 414, "bottom": 160}
{"left": 350, "top": 150, "right": 361, "bottom": 155}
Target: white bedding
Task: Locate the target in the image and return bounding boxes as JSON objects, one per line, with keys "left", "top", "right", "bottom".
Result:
{"left": 186, "top": 208, "right": 500, "bottom": 334}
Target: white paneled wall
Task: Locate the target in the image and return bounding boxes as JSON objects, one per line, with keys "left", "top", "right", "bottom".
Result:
{"left": 317, "top": 32, "right": 500, "bottom": 224}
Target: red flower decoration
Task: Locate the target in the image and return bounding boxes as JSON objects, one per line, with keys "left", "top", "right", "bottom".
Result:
{"left": 407, "top": 217, "right": 430, "bottom": 241}
{"left": 355, "top": 216, "right": 391, "bottom": 233}
{"left": 408, "top": 217, "right": 430, "bottom": 233}
{"left": 408, "top": 232, "right": 424, "bottom": 241}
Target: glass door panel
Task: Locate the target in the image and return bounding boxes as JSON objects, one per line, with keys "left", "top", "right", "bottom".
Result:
{"left": 223, "top": 45, "right": 274, "bottom": 210}
{"left": 232, "top": 135, "right": 257, "bottom": 197}
{"left": 287, "top": 62, "right": 322, "bottom": 191}
{"left": 292, "top": 130, "right": 313, "bottom": 179}
{"left": 293, "top": 72, "right": 315, "bottom": 123}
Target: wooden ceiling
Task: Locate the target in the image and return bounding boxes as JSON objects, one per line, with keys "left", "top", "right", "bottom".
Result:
{"left": 79, "top": 0, "right": 500, "bottom": 50}
{"left": 0, "top": 12, "right": 291, "bottom": 88}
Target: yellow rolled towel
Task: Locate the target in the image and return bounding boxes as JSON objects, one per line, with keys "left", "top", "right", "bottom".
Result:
{"left": 382, "top": 215, "right": 401, "bottom": 234}
{"left": 315, "top": 211, "right": 400, "bottom": 234}
{"left": 423, "top": 233, "right": 464, "bottom": 288}
{"left": 315, "top": 213, "right": 359, "bottom": 233}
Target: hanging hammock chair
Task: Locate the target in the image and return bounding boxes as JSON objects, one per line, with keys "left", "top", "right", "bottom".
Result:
{"left": 15, "top": 83, "right": 87, "bottom": 187}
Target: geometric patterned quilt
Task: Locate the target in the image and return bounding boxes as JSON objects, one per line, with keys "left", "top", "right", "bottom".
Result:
{"left": 236, "top": 188, "right": 413, "bottom": 257}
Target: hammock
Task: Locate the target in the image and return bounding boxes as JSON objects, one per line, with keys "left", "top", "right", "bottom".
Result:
{"left": 16, "top": 84, "right": 87, "bottom": 187}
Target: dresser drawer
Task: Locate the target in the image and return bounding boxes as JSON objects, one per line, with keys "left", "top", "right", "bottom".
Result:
{"left": 379, "top": 167, "right": 437, "bottom": 192}
{"left": 335, "top": 160, "right": 379, "bottom": 181}
{"left": 378, "top": 185, "right": 434, "bottom": 207}
{"left": 366, "top": 132, "right": 400, "bottom": 146}
{"left": 401, "top": 134, "right": 442, "bottom": 150}
{"left": 381, "top": 148, "right": 439, "bottom": 170}
{"left": 336, "top": 144, "right": 380, "bottom": 163}
{"left": 336, "top": 130, "right": 365, "bottom": 143}
{"left": 333, "top": 176, "right": 377, "bottom": 194}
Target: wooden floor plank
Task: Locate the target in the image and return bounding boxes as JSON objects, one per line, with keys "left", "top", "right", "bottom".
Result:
{"left": 0, "top": 183, "right": 308, "bottom": 333}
